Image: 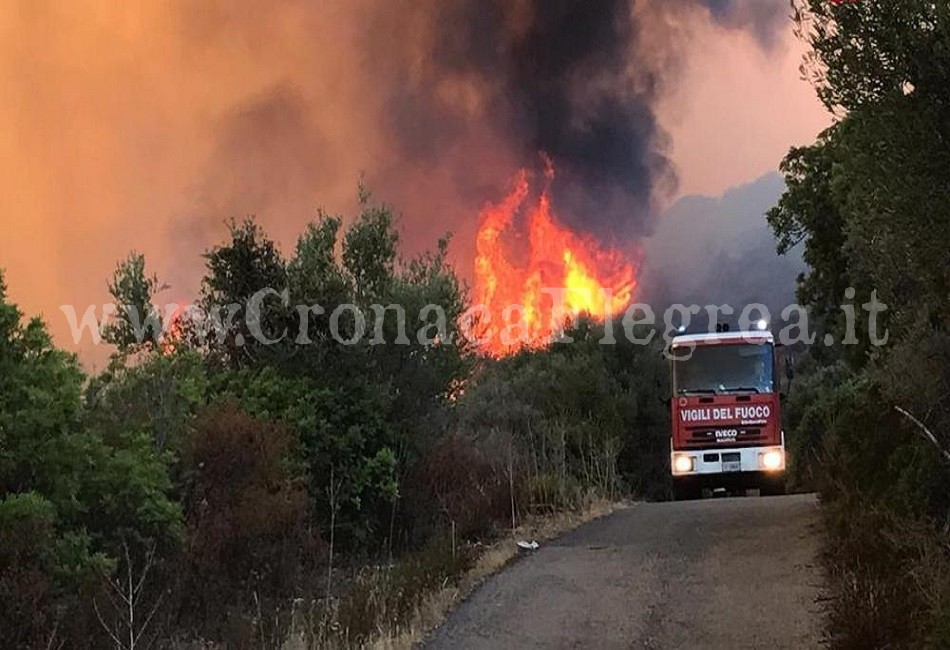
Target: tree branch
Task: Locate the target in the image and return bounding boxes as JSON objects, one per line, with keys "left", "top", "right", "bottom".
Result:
{"left": 895, "top": 405, "right": 950, "bottom": 464}
{"left": 93, "top": 598, "right": 124, "bottom": 649}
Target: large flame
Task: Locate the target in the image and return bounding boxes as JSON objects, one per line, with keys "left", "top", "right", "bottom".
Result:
{"left": 473, "top": 163, "right": 637, "bottom": 355}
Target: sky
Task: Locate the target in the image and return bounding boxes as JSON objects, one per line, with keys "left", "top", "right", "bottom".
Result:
{"left": 0, "top": 1, "right": 830, "bottom": 367}
{"left": 658, "top": 15, "right": 830, "bottom": 196}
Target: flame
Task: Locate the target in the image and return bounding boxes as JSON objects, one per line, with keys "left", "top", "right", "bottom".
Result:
{"left": 473, "top": 164, "right": 636, "bottom": 355}
{"left": 158, "top": 301, "right": 187, "bottom": 354}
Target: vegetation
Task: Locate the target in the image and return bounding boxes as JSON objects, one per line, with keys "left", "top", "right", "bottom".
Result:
{"left": 0, "top": 192, "right": 670, "bottom": 648}
{"left": 8, "top": 3, "right": 948, "bottom": 646}
{"left": 772, "top": 2, "right": 950, "bottom": 646}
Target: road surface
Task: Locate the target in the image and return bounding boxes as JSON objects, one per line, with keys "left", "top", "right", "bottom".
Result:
{"left": 426, "top": 494, "right": 823, "bottom": 649}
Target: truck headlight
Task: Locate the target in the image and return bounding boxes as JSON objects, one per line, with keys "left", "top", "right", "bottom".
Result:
{"left": 760, "top": 449, "right": 784, "bottom": 471}
{"left": 673, "top": 454, "right": 695, "bottom": 473}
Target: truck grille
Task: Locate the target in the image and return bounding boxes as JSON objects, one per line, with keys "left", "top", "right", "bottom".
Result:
{"left": 687, "top": 428, "right": 764, "bottom": 445}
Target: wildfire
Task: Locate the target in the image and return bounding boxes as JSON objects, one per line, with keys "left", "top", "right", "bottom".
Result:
{"left": 473, "top": 163, "right": 637, "bottom": 355}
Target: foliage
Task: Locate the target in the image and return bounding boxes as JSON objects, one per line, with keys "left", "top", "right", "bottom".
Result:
{"left": 198, "top": 218, "right": 289, "bottom": 368}
{"left": 86, "top": 349, "right": 209, "bottom": 455}
{"left": 174, "top": 402, "right": 317, "bottom": 638}
{"left": 778, "top": 358, "right": 852, "bottom": 488}
{"left": 774, "top": 3, "right": 950, "bottom": 646}
{"left": 0, "top": 271, "right": 182, "bottom": 648}
{"left": 766, "top": 128, "right": 851, "bottom": 350}
{"left": 191, "top": 203, "right": 471, "bottom": 543}
{"left": 2, "top": 183, "right": 675, "bottom": 646}
{"left": 0, "top": 492, "right": 106, "bottom": 648}
{"left": 217, "top": 367, "right": 398, "bottom": 545}
{"left": 454, "top": 318, "right": 670, "bottom": 505}
{"left": 794, "top": 0, "right": 950, "bottom": 114}
{"left": 102, "top": 252, "right": 164, "bottom": 357}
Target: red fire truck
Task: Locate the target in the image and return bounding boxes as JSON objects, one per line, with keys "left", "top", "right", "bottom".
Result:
{"left": 668, "top": 327, "right": 786, "bottom": 500}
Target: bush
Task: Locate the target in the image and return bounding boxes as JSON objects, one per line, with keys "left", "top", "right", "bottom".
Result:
{"left": 786, "top": 360, "right": 950, "bottom": 647}
{"left": 0, "top": 493, "right": 68, "bottom": 647}
{"left": 527, "top": 472, "right": 586, "bottom": 513}
{"left": 822, "top": 499, "right": 950, "bottom": 649}
{"left": 174, "top": 402, "right": 321, "bottom": 639}
{"left": 0, "top": 492, "right": 115, "bottom": 648}
{"left": 404, "top": 435, "right": 514, "bottom": 542}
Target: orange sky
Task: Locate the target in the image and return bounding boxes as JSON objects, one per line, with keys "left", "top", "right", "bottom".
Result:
{"left": 0, "top": 1, "right": 829, "bottom": 367}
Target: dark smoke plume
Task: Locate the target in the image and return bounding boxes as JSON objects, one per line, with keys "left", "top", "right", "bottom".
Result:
{"left": 378, "top": 0, "right": 787, "bottom": 243}
{"left": 178, "top": 0, "right": 791, "bottom": 266}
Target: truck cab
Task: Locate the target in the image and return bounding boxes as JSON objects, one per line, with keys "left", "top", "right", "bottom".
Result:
{"left": 669, "top": 329, "right": 786, "bottom": 500}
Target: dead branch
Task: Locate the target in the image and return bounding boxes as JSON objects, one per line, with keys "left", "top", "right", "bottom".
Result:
{"left": 895, "top": 406, "right": 950, "bottom": 464}
{"left": 93, "top": 539, "right": 163, "bottom": 650}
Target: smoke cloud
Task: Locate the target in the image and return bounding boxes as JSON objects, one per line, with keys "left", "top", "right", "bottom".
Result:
{"left": 371, "top": 0, "right": 787, "bottom": 242}
{"left": 701, "top": 0, "right": 789, "bottom": 48}
{"left": 380, "top": 0, "right": 673, "bottom": 241}
{"left": 0, "top": 0, "right": 796, "bottom": 364}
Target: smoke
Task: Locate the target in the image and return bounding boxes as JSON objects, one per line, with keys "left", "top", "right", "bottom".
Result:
{"left": 0, "top": 0, "right": 797, "bottom": 364}
{"left": 175, "top": 0, "right": 794, "bottom": 278}
{"left": 639, "top": 172, "right": 806, "bottom": 317}
{"left": 368, "top": 0, "right": 790, "bottom": 241}
{"left": 700, "top": 0, "right": 790, "bottom": 49}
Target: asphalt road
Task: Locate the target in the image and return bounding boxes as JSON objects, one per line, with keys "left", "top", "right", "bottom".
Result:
{"left": 426, "top": 494, "right": 823, "bottom": 649}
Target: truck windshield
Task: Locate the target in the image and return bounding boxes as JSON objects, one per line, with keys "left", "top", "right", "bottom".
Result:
{"left": 673, "top": 343, "right": 774, "bottom": 395}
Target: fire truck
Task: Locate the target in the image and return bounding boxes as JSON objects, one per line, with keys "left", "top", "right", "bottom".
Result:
{"left": 668, "top": 325, "right": 786, "bottom": 500}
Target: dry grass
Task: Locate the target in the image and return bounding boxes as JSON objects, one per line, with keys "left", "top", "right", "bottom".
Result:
{"left": 820, "top": 500, "right": 950, "bottom": 649}
{"left": 169, "top": 499, "right": 626, "bottom": 649}
{"left": 369, "top": 497, "right": 627, "bottom": 650}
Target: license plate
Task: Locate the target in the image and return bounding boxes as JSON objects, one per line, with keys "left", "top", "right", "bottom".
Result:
{"left": 722, "top": 461, "right": 742, "bottom": 473}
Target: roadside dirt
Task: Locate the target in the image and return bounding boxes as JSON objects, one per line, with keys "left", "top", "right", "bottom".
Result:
{"left": 425, "top": 494, "right": 823, "bottom": 649}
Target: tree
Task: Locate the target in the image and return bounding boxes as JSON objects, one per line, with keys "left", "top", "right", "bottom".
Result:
{"left": 794, "top": 0, "right": 950, "bottom": 114}
{"left": 86, "top": 349, "right": 209, "bottom": 455}
{"left": 0, "top": 272, "right": 87, "bottom": 501}
{"left": 368, "top": 235, "right": 474, "bottom": 456}
{"left": 790, "top": 0, "right": 950, "bottom": 330}
{"left": 772, "top": 5, "right": 950, "bottom": 644}
{"left": 280, "top": 200, "right": 472, "bottom": 541}
{"left": 286, "top": 214, "right": 351, "bottom": 359}
{"left": 199, "top": 218, "right": 289, "bottom": 368}
{"left": 102, "top": 252, "right": 164, "bottom": 357}
{"left": 342, "top": 204, "right": 398, "bottom": 303}
{"left": 0, "top": 271, "right": 182, "bottom": 648}
{"left": 767, "top": 127, "right": 850, "bottom": 337}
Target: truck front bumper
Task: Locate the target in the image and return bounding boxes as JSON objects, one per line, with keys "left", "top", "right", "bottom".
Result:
{"left": 671, "top": 445, "right": 785, "bottom": 477}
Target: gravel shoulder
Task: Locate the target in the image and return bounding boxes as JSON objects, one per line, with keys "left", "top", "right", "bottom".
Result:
{"left": 425, "top": 494, "right": 823, "bottom": 649}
